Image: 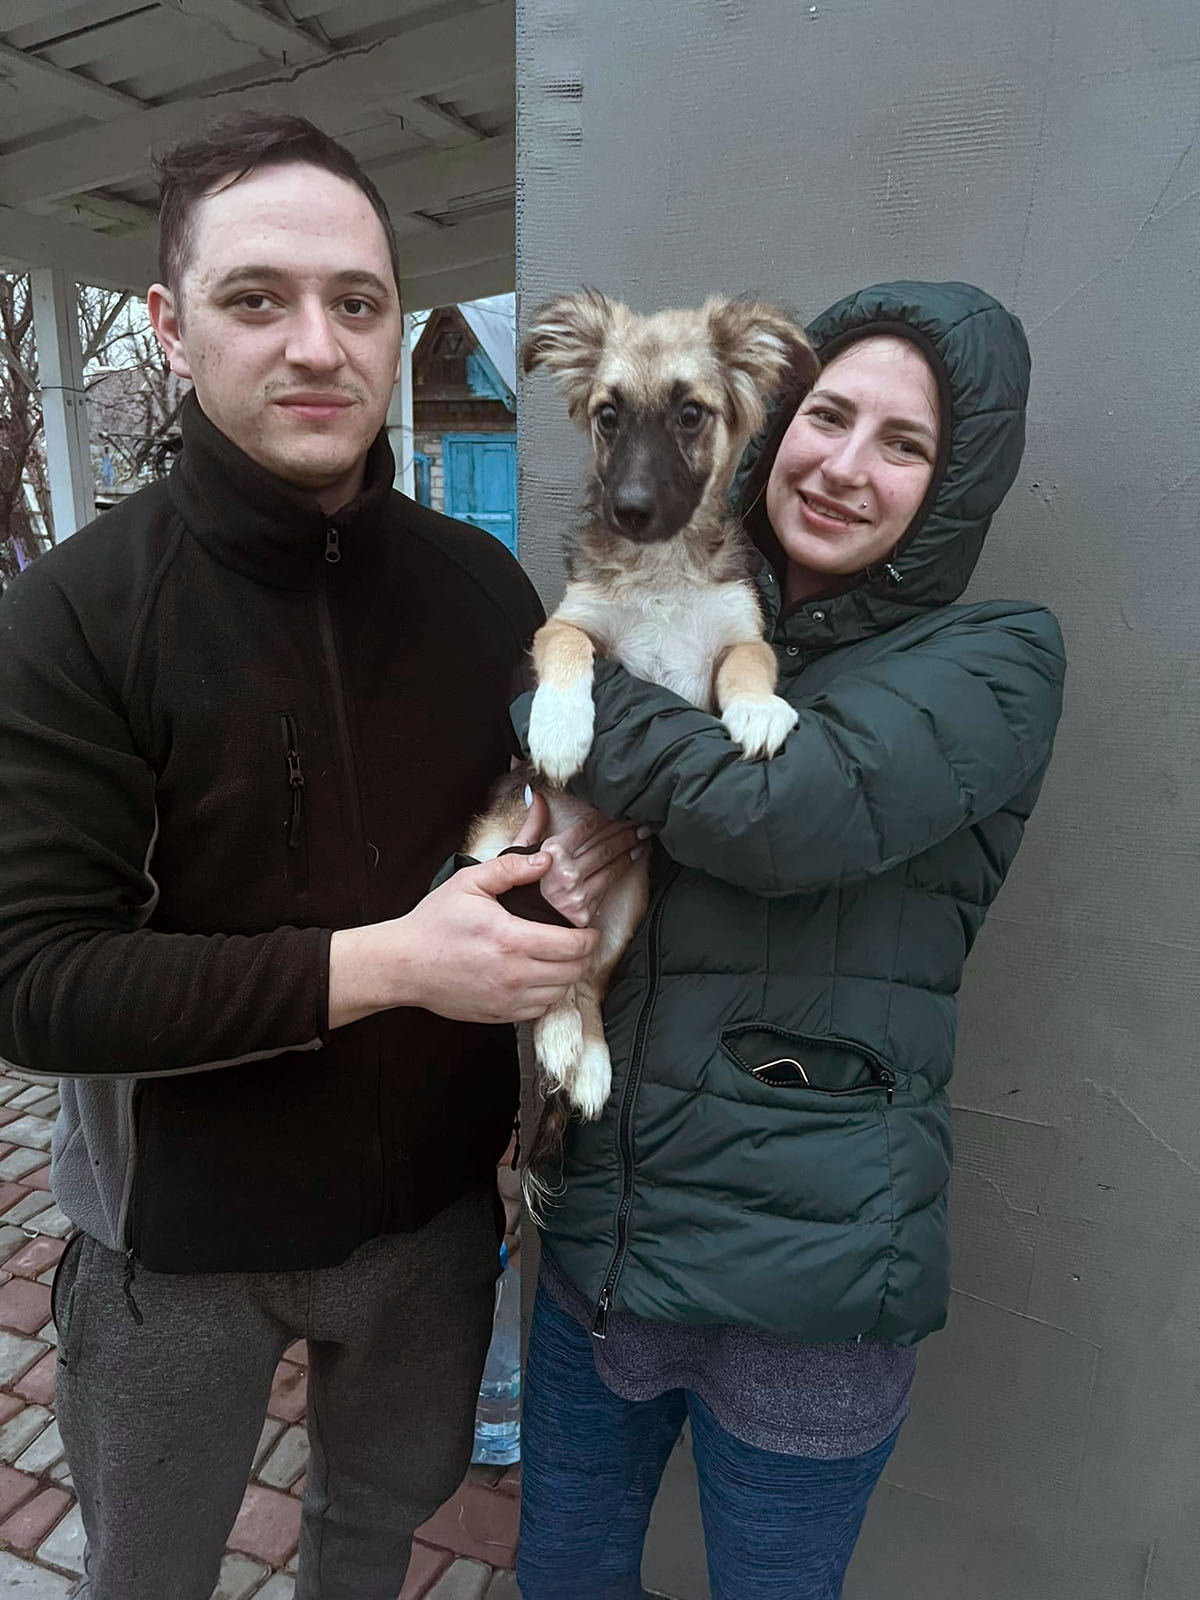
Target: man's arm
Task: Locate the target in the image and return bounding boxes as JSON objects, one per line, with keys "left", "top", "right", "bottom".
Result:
{"left": 0, "top": 568, "right": 596, "bottom": 1078}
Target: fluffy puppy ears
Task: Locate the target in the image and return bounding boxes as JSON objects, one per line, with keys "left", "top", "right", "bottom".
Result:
{"left": 520, "top": 288, "right": 622, "bottom": 423}
{"left": 705, "top": 298, "right": 819, "bottom": 437}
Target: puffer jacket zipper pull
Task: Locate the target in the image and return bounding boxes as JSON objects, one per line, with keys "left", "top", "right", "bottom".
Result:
{"left": 593, "top": 1285, "right": 612, "bottom": 1339}
{"left": 324, "top": 525, "right": 341, "bottom": 564}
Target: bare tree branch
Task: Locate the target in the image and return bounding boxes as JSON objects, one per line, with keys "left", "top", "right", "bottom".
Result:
{"left": 3, "top": 276, "right": 181, "bottom": 588}
{"left": 81, "top": 290, "right": 132, "bottom": 364}
{"left": 0, "top": 332, "right": 35, "bottom": 394}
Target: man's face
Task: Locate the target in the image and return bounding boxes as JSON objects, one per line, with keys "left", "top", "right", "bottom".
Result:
{"left": 148, "top": 162, "right": 403, "bottom": 512}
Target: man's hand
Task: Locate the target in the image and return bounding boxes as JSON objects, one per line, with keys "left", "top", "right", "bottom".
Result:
{"left": 328, "top": 850, "right": 600, "bottom": 1030}
{"left": 515, "top": 790, "right": 647, "bottom": 928}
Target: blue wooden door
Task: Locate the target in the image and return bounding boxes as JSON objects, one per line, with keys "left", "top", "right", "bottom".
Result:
{"left": 442, "top": 434, "right": 517, "bottom": 553}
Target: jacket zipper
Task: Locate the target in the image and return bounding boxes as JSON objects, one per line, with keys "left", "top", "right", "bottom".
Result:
{"left": 315, "top": 527, "right": 367, "bottom": 914}
{"left": 316, "top": 522, "right": 385, "bottom": 1226}
{"left": 593, "top": 866, "right": 678, "bottom": 1339}
{"left": 748, "top": 1062, "right": 896, "bottom": 1101}
{"left": 280, "top": 715, "right": 305, "bottom": 848}
{"left": 738, "top": 1032, "right": 898, "bottom": 1102}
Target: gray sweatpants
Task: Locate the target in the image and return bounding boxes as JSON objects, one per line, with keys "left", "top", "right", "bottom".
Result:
{"left": 52, "top": 1184, "right": 501, "bottom": 1600}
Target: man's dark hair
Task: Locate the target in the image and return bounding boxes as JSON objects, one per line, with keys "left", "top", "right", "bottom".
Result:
{"left": 153, "top": 110, "right": 402, "bottom": 300}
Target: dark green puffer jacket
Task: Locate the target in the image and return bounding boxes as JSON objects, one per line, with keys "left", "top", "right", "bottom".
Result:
{"left": 516, "top": 281, "right": 1066, "bottom": 1346}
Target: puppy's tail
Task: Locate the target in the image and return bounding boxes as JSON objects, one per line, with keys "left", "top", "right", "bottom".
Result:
{"left": 521, "top": 1092, "right": 571, "bottom": 1228}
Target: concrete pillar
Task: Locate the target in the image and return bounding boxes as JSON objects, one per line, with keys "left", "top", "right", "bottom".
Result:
{"left": 388, "top": 312, "right": 416, "bottom": 497}
{"left": 30, "top": 268, "right": 94, "bottom": 540}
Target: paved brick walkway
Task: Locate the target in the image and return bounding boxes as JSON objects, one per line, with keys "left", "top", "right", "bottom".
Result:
{"left": 0, "top": 1071, "right": 520, "bottom": 1599}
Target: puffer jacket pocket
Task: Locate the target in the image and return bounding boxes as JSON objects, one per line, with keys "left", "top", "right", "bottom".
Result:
{"left": 708, "top": 1025, "right": 900, "bottom": 1228}
{"left": 721, "top": 1025, "right": 897, "bottom": 1100}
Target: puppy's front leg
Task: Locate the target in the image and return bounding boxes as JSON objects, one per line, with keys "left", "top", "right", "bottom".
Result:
{"left": 527, "top": 619, "right": 597, "bottom": 786}
{"left": 716, "top": 639, "right": 799, "bottom": 760}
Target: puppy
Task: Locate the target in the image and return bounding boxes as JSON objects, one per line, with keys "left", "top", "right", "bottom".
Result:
{"left": 465, "top": 290, "right": 816, "bottom": 1194}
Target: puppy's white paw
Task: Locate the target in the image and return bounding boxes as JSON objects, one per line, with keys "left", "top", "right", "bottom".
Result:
{"left": 528, "top": 678, "right": 595, "bottom": 786}
{"left": 534, "top": 1000, "right": 584, "bottom": 1090}
{"left": 569, "top": 1037, "right": 613, "bottom": 1121}
{"left": 721, "top": 694, "right": 799, "bottom": 760}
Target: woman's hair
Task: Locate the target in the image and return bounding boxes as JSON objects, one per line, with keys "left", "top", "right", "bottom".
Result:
{"left": 153, "top": 110, "right": 401, "bottom": 299}
{"left": 736, "top": 386, "right": 797, "bottom": 572}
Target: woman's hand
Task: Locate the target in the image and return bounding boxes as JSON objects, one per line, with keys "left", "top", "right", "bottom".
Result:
{"left": 515, "top": 790, "right": 647, "bottom": 927}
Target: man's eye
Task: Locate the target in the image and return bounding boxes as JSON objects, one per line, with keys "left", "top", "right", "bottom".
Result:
{"left": 594, "top": 403, "right": 619, "bottom": 435}
{"left": 341, "top": 298, "right": 374, "bottom": 317}
{"left": 235, "top": 294, "right": 274, "bottom": 312}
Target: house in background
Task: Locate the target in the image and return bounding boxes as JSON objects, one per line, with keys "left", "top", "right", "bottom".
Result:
{"left": 410, "top": 294, "right": 517, "bottom": 553}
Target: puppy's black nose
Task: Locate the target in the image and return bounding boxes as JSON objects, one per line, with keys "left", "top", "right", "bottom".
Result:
{"left": 611, "top": 488, "right": 655, "bottom": 535}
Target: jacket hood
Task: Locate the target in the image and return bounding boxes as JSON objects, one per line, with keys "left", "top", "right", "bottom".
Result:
{"left": 169, "top": 391, "right": 397, "bottom": 591}
{"left": 737, "top": 281, "right": 1031, "bottom": 649}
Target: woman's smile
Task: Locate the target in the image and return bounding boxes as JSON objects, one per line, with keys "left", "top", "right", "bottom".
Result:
{"left": 796, "top": 489, "right": 870, "bottom": 529}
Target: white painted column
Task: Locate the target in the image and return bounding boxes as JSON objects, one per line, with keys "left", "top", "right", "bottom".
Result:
{"left": 388, "top": 312, "right": 416, "bottom": 497}
{"left": 31, "top": 268, "right": 95, "bottom": 540}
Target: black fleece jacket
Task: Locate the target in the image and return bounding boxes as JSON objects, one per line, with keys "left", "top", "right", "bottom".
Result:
{"left": 0, "top": 395, "right": 542, "bottom": 1272}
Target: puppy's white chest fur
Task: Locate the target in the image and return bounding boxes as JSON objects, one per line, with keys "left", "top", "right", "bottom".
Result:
{"left": 559, "top": 575, "right": 762, "bottom": 710}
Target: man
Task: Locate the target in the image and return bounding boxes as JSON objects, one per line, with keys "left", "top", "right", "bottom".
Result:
{"left": 0, "top": 112, "right": 626, "bottom": 1600}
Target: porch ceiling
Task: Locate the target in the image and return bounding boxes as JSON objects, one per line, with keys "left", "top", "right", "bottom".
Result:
{"left": 0, "top": 0, "right": 515, "bottom": 310}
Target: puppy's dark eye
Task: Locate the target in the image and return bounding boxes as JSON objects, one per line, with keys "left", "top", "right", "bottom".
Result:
{"left": 677, "top": 401, "right": 706, "bottom": 431}
{"left": 594, "top": 403, "right": 619, "bottom": 436}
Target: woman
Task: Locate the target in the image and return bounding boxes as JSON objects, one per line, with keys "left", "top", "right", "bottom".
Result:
{"left": 513, "top": 281, "right": 1066, "bottom": 1599}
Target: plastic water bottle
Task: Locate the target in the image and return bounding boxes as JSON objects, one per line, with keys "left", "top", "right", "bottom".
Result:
{"left": 472, "top": 1242, "right": 521, "bottom": 1465}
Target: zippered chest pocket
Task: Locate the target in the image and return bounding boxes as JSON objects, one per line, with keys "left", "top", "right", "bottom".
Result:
{"left": 721, "top": 1025, "right": 896, "bottom": 1101}
{"left": 279, "top": 713, "right": 309, "bottom": 888}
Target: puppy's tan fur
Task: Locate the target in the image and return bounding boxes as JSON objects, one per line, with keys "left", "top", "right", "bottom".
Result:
{"left": 466, "top": 290, "right": 816, "bottom": 1200}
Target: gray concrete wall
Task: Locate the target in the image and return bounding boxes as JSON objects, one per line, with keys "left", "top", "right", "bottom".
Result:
{"left": 515, "top": 3, "right": 1200, "bottom": 1596}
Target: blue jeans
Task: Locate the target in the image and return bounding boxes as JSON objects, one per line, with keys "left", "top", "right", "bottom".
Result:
{"left": 517, "top": 1287, "right": 897, "bottom": 1600}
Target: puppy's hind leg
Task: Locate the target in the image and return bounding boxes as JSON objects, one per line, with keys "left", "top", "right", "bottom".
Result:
{"left": 523, "top": 858, "right": 650, "bottom": 1222}
{"left": 569, "top": 858, "right": 650, "bottom": 1121}
{"left": 533, "top": 989, "right": 585, "bottom": 1095}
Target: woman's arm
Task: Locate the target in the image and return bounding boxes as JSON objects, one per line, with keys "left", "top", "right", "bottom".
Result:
{"left": 511, "top": 603, "right": 1065, "bottom": 897}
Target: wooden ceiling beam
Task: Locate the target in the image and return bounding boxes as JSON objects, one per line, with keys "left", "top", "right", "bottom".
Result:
{"left": 0, "top": 203, "right": 155, "bottom": 291}
{"left": 394, "top": 207, "right": 513, "bottom": 281}
{"left": 156, "top": 0, "right": 329, "bottom": 67}
{"left": 395, "top": 95, "right": 485, "bottom": 146}
{"left": 0, "top": 2, "right": 513, "bottom": 206}
{"left": 0, "top": 37, "right": 144, "bottom": 120}
{"left": 370, "top": 133, "right": 513, "bottom": 219}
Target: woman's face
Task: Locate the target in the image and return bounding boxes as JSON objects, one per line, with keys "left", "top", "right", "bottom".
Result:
{"left": 765, "top": 336, "right": 939, "bottom": 599}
